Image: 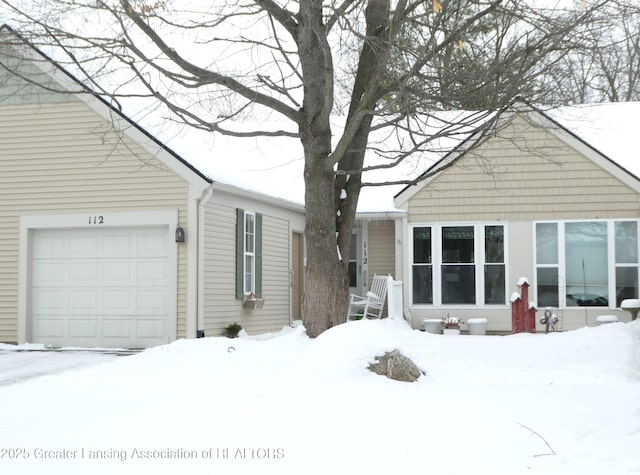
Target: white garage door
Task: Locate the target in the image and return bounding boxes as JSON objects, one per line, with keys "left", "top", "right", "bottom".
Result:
{"left": 30, "top": 226, "right": 171, "bottom": 348}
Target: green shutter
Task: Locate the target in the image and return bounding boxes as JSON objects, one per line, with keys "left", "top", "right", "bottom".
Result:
{"left": 236, "top": 208, "right": 244, "bottom": 299}
{"left": 255, "top": 213, "right": 263, "bottom": 298}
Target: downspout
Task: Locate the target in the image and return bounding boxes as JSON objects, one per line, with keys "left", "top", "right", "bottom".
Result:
{"left": 397, "top": 214, "right": 413, "bottom": 327}
{"left": 196, "top": 183, "right": 214, "bottom": 338}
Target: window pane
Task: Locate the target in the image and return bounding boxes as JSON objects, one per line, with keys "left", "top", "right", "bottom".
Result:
{"left": 349, "top": 234, "right": 357, "bottom": 257}
{"left": 536, "top": 223, "right": 558, "bottom": 265}
{"left": 412, "top": 265, "right": 433, "bottom": 304}
{"left": 485, "top": 226, "right": 504, "bottom": 263}
{"left": 537, "top": 267, "right": 559, "bottom": 308}
{"left": 245, "top": 214, "right": 255, "bottom": 253}
{"left": 615, "top": 221, "right": 638, "bottom": 264}
{"left": 616, "top": 267, "right": 638, "bottom": 306}
{"left": 484, "top": 264, "right": 505, "bottom": 304}
{"left": 244, "top": 255, "right": 254, "bottom": 292}
{"left": 565, "top": 222, "right": 608, "bottom": 307}
{"left": 413, "top": 227, "right": 431, "bottom": 264}
{"left": 441, "top": 264, "right": 475, "bottom": 304}
{"left": 348, "top": 261, "right": 357, "bottom": 288}
{"left": 442, "top": 226, "right": 474, "bottom": 263}
{"left": 245, "top": 234, "right": 254, "bottom": 253}
{"left": 349, "top": 233, "right": 357, "bottom": 287}
{"left": 245, "top": 214, "right": 254, "bottom": 234}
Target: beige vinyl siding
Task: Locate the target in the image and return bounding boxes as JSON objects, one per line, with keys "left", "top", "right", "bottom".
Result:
{"left": 366, "top": 219, "right": 396, "bottom": 317}
{"left": 409, "top": 114, "right": 640, "bottom": 222}
{"left": 202, "top": 202, "right": 291, "bottom": 336}
{"left": 0, "top": 42, "right": 75, "bottom": 106}
{"left": 368, "top": 220, "right": 395, "bottom": 279}
{"left": 0, "top": 102, "right": 189, "bottom": 343}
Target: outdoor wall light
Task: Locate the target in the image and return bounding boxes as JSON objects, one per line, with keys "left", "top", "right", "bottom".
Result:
{"left": 175, "top": 225, "right": 186, "bottom": 243}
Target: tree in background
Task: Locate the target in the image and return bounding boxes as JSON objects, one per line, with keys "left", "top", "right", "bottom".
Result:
{"left": 0, "top": 0, "right": 614, "bottom": 336}
{"left": 541, "top": 1, "right": 640, "bottom": 103}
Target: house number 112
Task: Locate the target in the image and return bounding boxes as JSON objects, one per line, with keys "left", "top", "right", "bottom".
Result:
{"left": 89, "top": 216, "right": 104, "bottom": 224}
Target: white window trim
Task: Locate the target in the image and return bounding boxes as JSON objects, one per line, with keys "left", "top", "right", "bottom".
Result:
{"left": 244, "top": 211, "right": 256, "bottom": 295}
{"left": 409, "top": 222, "right": 509, "bottom": 308}
{"left": 534, "top": 219, "right": 640, "bottom": 309}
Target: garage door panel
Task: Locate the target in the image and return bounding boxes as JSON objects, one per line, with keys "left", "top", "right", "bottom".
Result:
{"left": 69, "top": 233, "right": 100, "bottom": 257}
{"left": 69, "top": 261, "right": 100, "bottom": 283}
{"left": 102, "top": 319, "right": 132, "bottom": 339}
{"left": 136, "top": 319, "right": 166, "bottom": 339}
{"left": 32, "top": 290, "right": 66, "bottom": 314}
{"left": 102, "top": 232, "right": 133, "bottom": 257}
{"left": 136, "top": 231, "right": 167, "bottom": 256}
{"left": 68, "top": 319, "right": 99, "bottom": 338}
{"left": 103, "top": 261, "right": 134, "bottom": 283}
{"left": 33, "top": 234, "right": 66, "bottom": 256}
{"left": 136, "top": 261, "right": 167, "bottom": 283}
{"left": 31, "top": 226, "right": 171, "bottom": 348}
{"left": 69, "top": 290, "right": 99, "bottom": 313}
{"left": 102, "top": 290, "right": 133, "bottom": 313}
{"left": 32, "top": 261, "right": 67, "bottom": 284}
{"left": 34, "top": 318, "right": 66, "bottom": 338}
{"left": 136, "top": 290, "right": 167, "bottom": 314}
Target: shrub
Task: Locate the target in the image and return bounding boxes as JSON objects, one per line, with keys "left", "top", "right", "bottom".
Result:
{"left": 223, "top": 322, "right": 243, "bottom": 338}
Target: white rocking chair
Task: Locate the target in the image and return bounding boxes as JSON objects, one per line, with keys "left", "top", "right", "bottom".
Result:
{"left": 346, "top": 274, "right": 390, "bottom": 321}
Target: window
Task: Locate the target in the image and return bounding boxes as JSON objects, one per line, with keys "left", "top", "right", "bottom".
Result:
{"left": 565, "top": 222, "right": 608, "bottom": 307}
{"left": 236, "top": 209, "right": 262, "bottom": 299}
{"left": 484, "top": 226, "right": 506, "bottom": 304}
{"left": 615, "top": 221, "right": 639, "bottom": 306}
{"left": 411, "top": 223, "right": 506, "bottom": 306}
{"left": 441, "top": 226, "right": 475, "bottom": 304}
{"left": 535, "top": 220, "right": 639, "bottom": 308}
{"left": 244, "top": 212, "right": 256, "bottom": 294}
{"left": 536, "top": 223, "right": 559, "bottom": 307}
{"left": 412, "top": 227, "right": 433, "bottom": 304}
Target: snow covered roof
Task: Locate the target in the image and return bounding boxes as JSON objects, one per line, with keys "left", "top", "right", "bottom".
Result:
{"left": 394, "top": 101, "right": 640, "bottom": 208}
{"left": 88, "top": 99, "right": 640, "bottom": 215}
{"left": 4, "top": 24, "right": 639, "bottom": 214}
{"left": 545, "top": 101, "right": 640, "bottom": 180}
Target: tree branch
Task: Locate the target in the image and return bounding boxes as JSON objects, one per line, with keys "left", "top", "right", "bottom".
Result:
{"left": 117, "top": 0, "right": 300, "bottom": 123}
{"left": 253, "top": 0, "right": 299, "bottom": 40}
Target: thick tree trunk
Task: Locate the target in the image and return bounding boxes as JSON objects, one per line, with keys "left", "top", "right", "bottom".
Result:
{"left": 297, "top": 0, "right": 348, "bottom": 338}
{"left": 298, "top": 0, "right": 391, "bottom": 338}
{"left": 302, "top": 151, "right": 350, "bottom": 338}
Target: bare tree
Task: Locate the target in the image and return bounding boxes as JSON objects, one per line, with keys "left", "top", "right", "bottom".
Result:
{"left": 0, "top": 0, "right": 610, "bottom": 336}
{"left": 542, "top": 2, "right": 640, "bottom": 104}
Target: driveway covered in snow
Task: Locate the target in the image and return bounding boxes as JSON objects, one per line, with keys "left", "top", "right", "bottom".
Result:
{"left": 0, "top": 344, "right": 132, "bottom": 386}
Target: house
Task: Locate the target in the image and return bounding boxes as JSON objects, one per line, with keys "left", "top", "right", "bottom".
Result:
{"left": 390, "top": 101, "right": 640, "bottom": 332}
{"left": 0, "top": 25, "right": 305, "bottom": 348}
{"left": 4, "top": 25, "right": 639, "bottom": 347}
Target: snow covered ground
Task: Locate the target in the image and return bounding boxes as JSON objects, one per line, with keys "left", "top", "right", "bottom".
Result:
{"left": 0, "top": 347, "right": 122, "bottom": 387}
{"left": 0, "top": 319, "right": 639, "bottom": 475}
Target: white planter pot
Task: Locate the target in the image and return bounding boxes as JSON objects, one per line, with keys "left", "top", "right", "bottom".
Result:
{"left": 442, "top": 328, "right": 461, "bottom": 335}
{"left": 467, "top": 318, "right": 488, "bottom": 335}
{"left": 422, "top": 319, "right": 443, "bottom": 334}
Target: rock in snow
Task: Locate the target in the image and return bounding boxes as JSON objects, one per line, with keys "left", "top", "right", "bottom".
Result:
{"left": 368, "top": 349, "right": 424, "bottom": 382}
